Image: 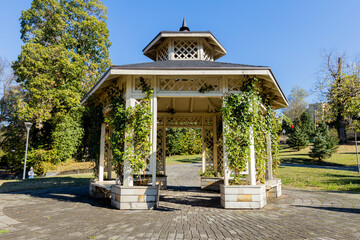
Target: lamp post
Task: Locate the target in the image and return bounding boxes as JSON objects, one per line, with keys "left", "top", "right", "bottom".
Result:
{"left": 23, "top": 122, "right": 33, "bottom": 180}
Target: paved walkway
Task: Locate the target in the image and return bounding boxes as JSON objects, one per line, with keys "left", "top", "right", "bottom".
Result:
{"left": 0, "top": 164, "right": 359, "bottom": 239}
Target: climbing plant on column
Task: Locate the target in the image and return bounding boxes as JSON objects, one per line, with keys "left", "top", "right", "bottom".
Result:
{"left": 106, "top": 78, "right": 153, "bottom": 184}
{"left": 221, "top": 77, "right": 280, "bottom": 184}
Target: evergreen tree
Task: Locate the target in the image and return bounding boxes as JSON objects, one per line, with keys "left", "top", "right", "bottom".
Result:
{"left": 309, "top": 122, "right": 338, "bottom": 160}
{"left": 288, "top": 125, "right": 308, "bottom": 151}
{"left": 299, "top": 111, "right": 315, "bottom": 140}
{"left": 11, "top": 0, "right": 111, "bottom": 162}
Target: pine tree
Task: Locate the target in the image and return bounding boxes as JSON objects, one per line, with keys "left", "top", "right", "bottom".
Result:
{"left": 309, "top": 122, "right": 338, "bottom": 160}
{"left": 299, "top": 111, "right": 315, "bottom": 141}
{"left": 288, "top": 125, "right": 308, "bottom": 151}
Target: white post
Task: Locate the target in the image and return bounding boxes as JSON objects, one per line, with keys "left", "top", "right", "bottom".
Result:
{"left": 99, "top": 123, "right": 106, "bottom": 182}
{"left": 22, "top": 123, "right": 32, "bottom": 180}
{"left": 201, "top": 125, "right": 206, "bottom": 174}
{"left": 247, "top": 126, "right": 256, "bottom": 185}
{"left": 107, "top": 139, "right": 112, "bottom": 179}
{"left": 123, "top": 80, "right": 134, "bottom": 187}
{"left": 150, "top": 79, "right": 157, "bottom": 186}
{"left": 213, "top": 115, "right": 218, "bottom": 176}
{"left": 266, "top": 132, "right": 273, "bottom": 180}
{"left": 222, "top": 120, "right": 229, "bottom": 186}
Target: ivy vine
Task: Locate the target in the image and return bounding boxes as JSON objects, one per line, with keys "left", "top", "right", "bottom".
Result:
{"left": 221, "top": 77, "right": 281, "bottom": 184}
{"left": 106, "top": 77, "right": 153, "bottom": 184}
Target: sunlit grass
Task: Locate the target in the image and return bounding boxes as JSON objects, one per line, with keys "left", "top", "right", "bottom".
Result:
{"left": 280, "top": 143, "right": 359, "bottom": 167}
{"left": 166, "top": 154, "right": 202, "bottom": 165}
{"left": 277, "top": 166, "right": 360, "bottom": 192}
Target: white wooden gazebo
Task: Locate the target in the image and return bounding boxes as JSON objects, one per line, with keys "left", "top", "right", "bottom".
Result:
{"left": 83, "top": 20, "right": 288, "bottom": 210}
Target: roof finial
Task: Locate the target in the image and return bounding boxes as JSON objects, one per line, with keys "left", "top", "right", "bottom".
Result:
{"left": 179, "top": 18, "right": 190, "bottom": 31}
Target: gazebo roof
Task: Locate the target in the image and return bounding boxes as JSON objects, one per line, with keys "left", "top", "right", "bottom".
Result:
{"left": 111, "top": 60, "right": 268, "bottom": 70}
{"left": 143, "top": 31, "right": 227, "bottom": 61}
{"left": 81, "top": 60, "right": 288, "bottom": 109}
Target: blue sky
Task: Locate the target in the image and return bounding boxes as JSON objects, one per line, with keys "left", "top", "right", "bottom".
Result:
{"left": 1, "top": 0, "right": 360, "bottom": 103}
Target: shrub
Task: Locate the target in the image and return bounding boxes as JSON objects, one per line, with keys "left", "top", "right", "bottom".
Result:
{"left": 288, "top": 125, "right": 308, "bottom": 151}
{"left": 309, "top": 122, "right": 338, "bottom": 160}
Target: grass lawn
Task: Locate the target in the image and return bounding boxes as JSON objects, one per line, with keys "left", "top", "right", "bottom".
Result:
{"left": 0, "top": 173, "right": 93, "bottom": 193}
{"left": 280, "top": 143, "right": 359, "bottom": 167}
{"left": 277, "top": 166, "right": 360, "bottom": 192}
{"left": 278, "top": 143, "right": 360, "bottom": 192}
{"left": 166, "top": 154, "right": 201, "bottom": 165}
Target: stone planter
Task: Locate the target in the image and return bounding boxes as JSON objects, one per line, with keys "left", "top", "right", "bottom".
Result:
{"left": 266, "top": 178, "right": 282, "bottom": 199}
{"left": 89, "top": 180, "right": 115, "bottom": 199}
{"left": 201, "top": 177, "right": 224, "bottom": 191}
{"left": 220, "top": 184, "right": 266, "bottom": 209}
{"left": 111, "top": 185, "right": 159, "bottom": 210}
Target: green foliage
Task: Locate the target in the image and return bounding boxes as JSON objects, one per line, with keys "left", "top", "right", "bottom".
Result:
{"left": 9, "top": 0, "right": 111, "bottom": 165}
{"left": 166, "top": 128, "right": 201, "bottom": 156}
{"left": 288, "top": 125, "right": 308, "bottom": 151}
{"left": 105, "top": 87, "right": 126, "bottom": 180}
{"left": 299, "top": 111, "right": 315, "bottom": 140}
{"left": 309, "top": 122, "right": 338, "bottom": 160}
{"left": 106, "top": 78, "right": 153, "bottom": 183}
{"left": 221, "top": 77, "right": 280, "bottom": 183}
{"left": 27, "top": 149, "right": 58, "bottom": 175}
{"left": 52, "top": 105, "right": 84, "bottom": 162}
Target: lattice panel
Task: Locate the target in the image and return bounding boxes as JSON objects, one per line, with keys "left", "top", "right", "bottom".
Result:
{"left": 228, "top": 77, "right": 243, "bottom": 92}
{"left": 157, "top": 43, "right": 169, "bottom": 61}
{"left": 174, "top": 40, "right": 198, "bottom": 59}
{"left": 134, "top": 77, "right": 152, "bottom": 91}
{"left": 166, "top": 116, "right": 202, "bottom": 127}
{"left": 203, "top": 42, "right": 213, "bottom": 61}
{"left": 204, "top": 129, "right": 214, "bottom": 167}
{"left": 157, "top": 116, "right": 164, "bottom": 126}
{"left": 156, "top": 128, "right": 165, "bottom": 174}
{"left": 159, "top": 77, "right": 220, "bottom": 92}
{"left": 203, "top": 117, "right": 213, "bottom": 126}
{"left": 216, "top": 115, "right": 224, "bottom": 175}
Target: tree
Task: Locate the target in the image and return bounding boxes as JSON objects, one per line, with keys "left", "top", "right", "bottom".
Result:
{"left": 299, "top": 111, "right": 315, "bottom": 141}
{"left": 11, "top": 0, "right": 111, "bottom": 163}
{"left": 283, "top": 86, "right": 308, "bottom": 122}
{"left": 288, "top": 125, "right": 308, "bottom": 151}
{"left": 316, "top": 52, "right": 360, "bottom": 143}
{"left": 0, "top": 57, "right": 16, "bottom": 125}
{"left": 309, "top": 122, "right": 338, "bottom": 160}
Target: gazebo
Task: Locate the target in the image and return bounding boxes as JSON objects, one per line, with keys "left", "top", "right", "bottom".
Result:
{"left": 83, "top": 20, "right": 288, "bottom": 210}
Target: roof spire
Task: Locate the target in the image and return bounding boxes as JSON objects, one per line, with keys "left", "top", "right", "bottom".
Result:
{"left": 179, "top": 18, "right": 190, "bottom": 31}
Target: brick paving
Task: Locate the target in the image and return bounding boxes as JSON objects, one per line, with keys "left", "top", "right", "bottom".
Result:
{"left": 0, "top": 163, "right": 359, "bottom": 239}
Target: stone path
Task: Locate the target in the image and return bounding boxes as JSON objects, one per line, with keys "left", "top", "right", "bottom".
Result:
{"left": 0, "top": 163, "right": 359, "bottom": 239}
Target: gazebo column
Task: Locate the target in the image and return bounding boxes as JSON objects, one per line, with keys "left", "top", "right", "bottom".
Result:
{"left": 213, "top": 115, "right": 218, "bottom": 175}
{"left": 246, "top": 126, "right": 256, "bottom": 185}
{"left": 98, "top": 123, "right": 106, "bottom": 182}
{"left": 266, "top": 132, "right": 273, "bottom": 180}
{"left": 123, "top": 82, "right": 134, "bottom": 187}
{"left": 201, "top": 126, "right": 206, "bottom": 174}
{"left": 150, "top": 80, "right": 157, "bottom": 186}
{"left": 223, "top": 121, "right": 230, "bottom": 186}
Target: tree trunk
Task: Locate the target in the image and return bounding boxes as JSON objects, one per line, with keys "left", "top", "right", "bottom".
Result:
{"left": 338, "top": 118, "right": 347, "bottom": 144}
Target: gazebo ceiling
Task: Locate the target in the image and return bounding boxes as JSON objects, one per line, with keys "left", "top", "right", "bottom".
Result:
{"left": 157, "top": 97, "right": 221, "bottom": 113}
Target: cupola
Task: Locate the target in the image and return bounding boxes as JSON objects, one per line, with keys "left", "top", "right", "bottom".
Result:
{"left": 142, "top": 18, "right": 227, "bottom": 62}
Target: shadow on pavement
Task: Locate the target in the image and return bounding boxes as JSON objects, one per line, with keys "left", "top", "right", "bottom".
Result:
{"left": 294, "top": 205, "right": 360, "bottom": 214}
{"left": 2, "top": 185, "right": 113, "bottom": 209}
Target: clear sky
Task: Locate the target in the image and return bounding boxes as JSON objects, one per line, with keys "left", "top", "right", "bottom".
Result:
{"left": 1, "top": 0, "right": 360, "bottom": 103}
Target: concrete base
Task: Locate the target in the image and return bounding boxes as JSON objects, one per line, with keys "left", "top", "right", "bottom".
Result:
{"left": 266, "top": 178, "right": 282, "bottom": 199}
{"left": 89, "top": 180, "right": 115, "bottom": 199}
{"left": 201, "top": 177, "right": 224, "bottom": 191}
{"left": 111, "top": 185, "right": 159, "bottom": 210}
{"left": 220, "top": 184, "right": 267, "bottom": 209}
